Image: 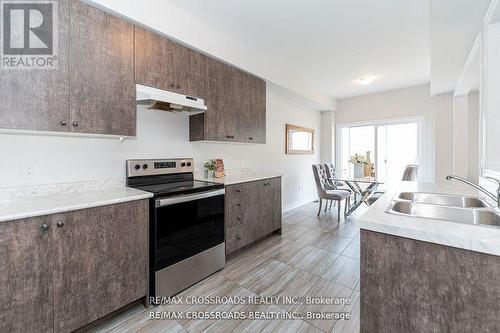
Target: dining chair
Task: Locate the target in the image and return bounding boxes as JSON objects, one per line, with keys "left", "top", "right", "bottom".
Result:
{"left": 312, "top": 164, "right": 351, "bottom": 221}
{"left": 368, "top": 164, "right": 419, "bottom": 205}
{"left": 323, "top": 163, "right": 355, "bottom": 206}
{"left": 402, "top": 164, "right": 419, "bottom": 181}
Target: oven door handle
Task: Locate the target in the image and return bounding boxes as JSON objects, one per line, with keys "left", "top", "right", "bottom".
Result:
{"left": 155, "top": 188, "right": 225, "bottom": 207}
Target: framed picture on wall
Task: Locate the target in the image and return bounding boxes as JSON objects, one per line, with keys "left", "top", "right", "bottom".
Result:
{"left": 285, "top": 124, "right": 314, "bottom": 154}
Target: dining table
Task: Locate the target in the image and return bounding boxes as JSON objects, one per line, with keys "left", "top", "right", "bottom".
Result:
{"left": 329, "top": 176, "right": 384, "bottom": 217}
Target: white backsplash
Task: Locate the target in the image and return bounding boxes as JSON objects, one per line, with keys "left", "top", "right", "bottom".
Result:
{"left": 0, "top": 178, "right": 125, "bottom": 202}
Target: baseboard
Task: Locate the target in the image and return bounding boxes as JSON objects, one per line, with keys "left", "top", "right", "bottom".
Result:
{"left": 283, "top": 199, "right": 316, "bottom": 213}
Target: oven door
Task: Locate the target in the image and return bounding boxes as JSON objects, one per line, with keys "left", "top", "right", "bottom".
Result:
{"left": 153, "top": 189, "right": 225, "bottom": 271}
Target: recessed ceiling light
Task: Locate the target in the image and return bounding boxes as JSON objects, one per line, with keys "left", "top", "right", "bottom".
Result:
{"left": 357, "top": 76, "right": 376, "bottom": 85}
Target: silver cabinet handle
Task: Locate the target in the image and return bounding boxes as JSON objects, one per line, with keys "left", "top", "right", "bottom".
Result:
{"left": 60, "top": 120, "right": 67, "bottom": 126}
{"left": 41, "top": 224, "right": 49, "bottom": 232}
{"left": 56, "top": 221, "right": 64, "bottom": 227}
{"left": 72, "top": 121, "right": 79, "bottom": 127}
{"left": 156, "top": 188, "right": 225, "bottom": 207}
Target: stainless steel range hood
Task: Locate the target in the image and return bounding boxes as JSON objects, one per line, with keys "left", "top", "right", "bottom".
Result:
{"left": 136, "top": 84, "right": 207, "bottom": 114}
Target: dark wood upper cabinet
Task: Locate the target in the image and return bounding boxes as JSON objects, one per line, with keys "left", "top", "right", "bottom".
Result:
{"left": 69, "top": 0, "right": 136, "bottom": 136}
{"left": 0, "top": 0, "right": 70, "bottom": 132}
{"left": 190, "top": 62, "right": 266, "bottom": 143}
{"left": 184, "top": 48, "right": 207, "bottom": 97}
{"left": 189, "top": 56, "right": 232, "bottom": 141}
{"left": 0, "top": 0, "right": 136, "bottom": 136}
{"left": 0, "top": 216, "right": 54, "bottom": 333}
{"left": 134, "top": 27, "right": 176, "bottom": 91}
{"left": 0, "top": 0, "right": 265, "bottom": 141}
{"left": 134, "top": 27, "right": 206, "bottom": 98}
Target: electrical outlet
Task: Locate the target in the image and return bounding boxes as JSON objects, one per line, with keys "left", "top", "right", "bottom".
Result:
{"left": 22, "top": 163, "right": 36, "bottom": 178}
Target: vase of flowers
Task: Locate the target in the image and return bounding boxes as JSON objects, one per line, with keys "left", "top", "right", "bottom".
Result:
{"left": 203, "top": 160, "right": 215, "bottom": 178}
{"left": 349, "top": 154, "right": 367, "bottom": 178}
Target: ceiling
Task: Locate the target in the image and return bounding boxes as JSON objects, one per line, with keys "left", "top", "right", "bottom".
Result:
{"left": 430, "top": 0, "right": 491, "bottom": 95}
{"left": 168, "top": 0, "right": 430, "bottom": 99}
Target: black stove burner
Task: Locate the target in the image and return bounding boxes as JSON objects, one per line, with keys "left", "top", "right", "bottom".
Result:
{"left": 127, "top": 172, "right": 223, "bottom": 197}
{"left": 131, "top": 179, "right": 223, "bottom": 197}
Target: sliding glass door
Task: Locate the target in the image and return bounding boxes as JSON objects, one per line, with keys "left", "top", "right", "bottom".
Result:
{"left": 338, "top": 119, "right": 421, "bottom": 187}
{"left": 340, "top": 125, "right": 375, "bottom": 178}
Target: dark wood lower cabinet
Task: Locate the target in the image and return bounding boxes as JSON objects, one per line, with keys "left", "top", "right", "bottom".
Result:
{"left": 361, "top": 229, "right": 500, "bottom": 333}
{"left": 0, "top": 200, "right": 148, "bottom": 333}
{"left": 225, "top": 177, "right": 282, "bottom": 255}
{"left": 53, "top": 200, "right": 148, "bottom": 333}
{"left": 0, "top": 215, "right": 54, "bottom": 333}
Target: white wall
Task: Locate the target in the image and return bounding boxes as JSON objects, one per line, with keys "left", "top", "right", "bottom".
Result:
{"left": 434, "top": 92, "right": 454, "bottom": 184}
{"left": 452, "top": 95, "right": 468, "bottom": 177}
{"left": 483, "top": 22, "right": 500, "bottom": 175}
{"left": 467, "top": 91, "right": 480, "bottom": 182}
{"left": 335, "top": 84, "right": 435, "bottom": 182}
{"left": 0, "top": 85, "right": 322, "bottom": 211}
{"left": 320, "top": 111, "right": 335, "bottom": 163}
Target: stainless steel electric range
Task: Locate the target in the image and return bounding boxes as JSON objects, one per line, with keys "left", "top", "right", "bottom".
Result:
{"left": 126, "top": 158, "right": 225, "bottom": 300}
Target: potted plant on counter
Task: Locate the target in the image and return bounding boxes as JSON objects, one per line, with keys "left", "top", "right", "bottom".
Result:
{"left": 349, "top": 154, "right": 367, "bottom": 178}
{"left": 204, "top": 160, "right": 216, "bottom": 178}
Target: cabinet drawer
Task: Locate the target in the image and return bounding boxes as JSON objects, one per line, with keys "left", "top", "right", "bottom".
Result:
{"left": 226, "top": 224, "right": 255, "bottom": 254}
{"left": 225, "top": 183, "right": 247, "bottom": 229}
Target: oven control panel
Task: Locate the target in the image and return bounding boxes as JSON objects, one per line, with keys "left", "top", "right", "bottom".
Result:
{"left": 126, "top": 158, "right": 194, "bottom": 177}
{"left": 154, "top": 161, "right": 177, "bottom": 169}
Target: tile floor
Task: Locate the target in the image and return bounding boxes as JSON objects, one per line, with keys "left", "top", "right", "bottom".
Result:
{"left": 91, "top": 201, "right": 364, "bottom": 333}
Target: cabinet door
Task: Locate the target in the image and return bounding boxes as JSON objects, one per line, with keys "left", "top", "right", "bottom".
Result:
{"left": 242, "top": 76, "right": 266, "bottom": 143}
{"left": 229, "top": 68, "right": 247, "bottom": 142}
{"left": 135, "top": 28, "right": 206, "bottom": 98}
{"left": 265, "top": 177, "right": 282, "bottom": 233}
{"left": 0, "top": 216, "right": 54, "bottom": 333}
{"left": 0, "top": 0, "right": 70, "bottom": 132}
{"left": 184, "top": 48, "right": 207, "bottom": 98}
{"left": 205, "top": 58, "right": 232, "bottom": 141}
{"left": 134, "top": 27, "right": 176, "bottom": 91}
{"left": 69, "top": 0, "right": 135, "bottom": 136}
{"left": 53, "top": 201, "right": 148, "bottom": 333}
{"left": 252, "top": 78, "right": 267, "bottom": 143}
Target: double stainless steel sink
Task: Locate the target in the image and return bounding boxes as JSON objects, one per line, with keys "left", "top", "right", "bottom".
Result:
{"left": 387, "top": 192, "right": 500, "bottom": 227}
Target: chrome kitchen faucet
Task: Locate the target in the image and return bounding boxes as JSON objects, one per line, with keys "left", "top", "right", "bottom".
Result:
{"left": 446, "top": 175, "right": 500, "bottom": 207}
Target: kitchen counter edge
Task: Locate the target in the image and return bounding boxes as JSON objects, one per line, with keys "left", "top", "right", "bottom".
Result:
{"left": 357, "top": 182, "right": 500, "bottom": 256}
{"left": 0, "top": 187, "right": 153, "bottom": 223}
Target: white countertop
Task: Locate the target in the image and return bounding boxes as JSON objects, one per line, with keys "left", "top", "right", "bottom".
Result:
{"left": 196, "top": 172, "right": 282, "bottom": 185}
{"left": 358, "top": 182, "right": 500, "bottom": 256}
{"left": 0, "top": 183, "right": 152, "bottom": 223}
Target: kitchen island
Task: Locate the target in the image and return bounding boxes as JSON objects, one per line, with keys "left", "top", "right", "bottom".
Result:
{"left": 358, "top": 182, "right": 500, "bottom": 333}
